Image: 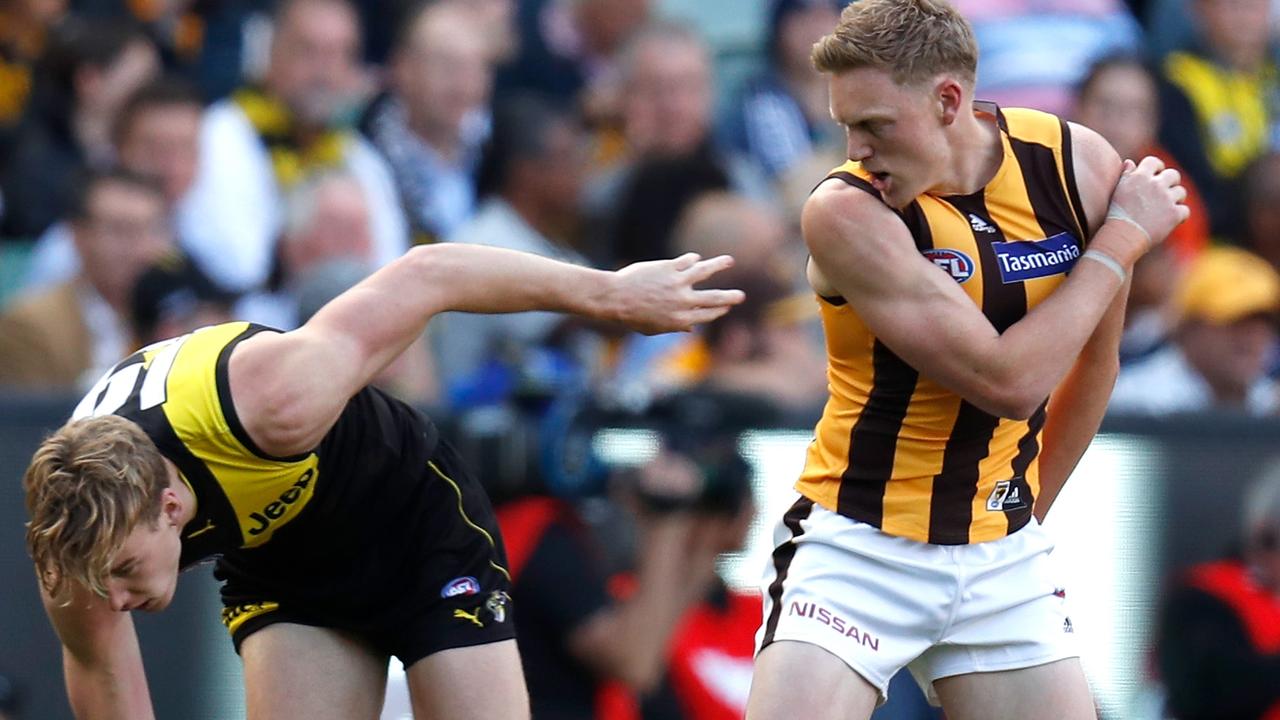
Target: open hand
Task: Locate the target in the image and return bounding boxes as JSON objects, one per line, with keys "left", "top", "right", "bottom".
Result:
{"left": 609, "top": 253, "right": 746, "bottom": 334}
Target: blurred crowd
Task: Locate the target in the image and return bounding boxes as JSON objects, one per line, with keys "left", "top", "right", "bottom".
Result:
{"left": 2, "top": 0, "right": 1280, "bottom": 718}
{"left": 2, "top": 0, "right": 1280, "bottom": 423}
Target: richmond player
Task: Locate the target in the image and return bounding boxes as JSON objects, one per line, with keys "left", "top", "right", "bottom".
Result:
{"left": 23, "top": 244, "right": 743, "bottom": 720}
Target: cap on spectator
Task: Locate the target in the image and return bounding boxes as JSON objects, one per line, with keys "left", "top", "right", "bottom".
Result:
{"left": 131, "top": 255, "right": 235, "bottom": 340}
{"left": 1174, "top": 246, "right": 1280, "bottom": 325}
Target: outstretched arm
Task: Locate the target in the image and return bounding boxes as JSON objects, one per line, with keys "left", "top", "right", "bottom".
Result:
{"left": 229, "top": 244, "right": 744, "bottom": 456}
{"left": 42, "top": 582, "right": 154, "bottom": 720}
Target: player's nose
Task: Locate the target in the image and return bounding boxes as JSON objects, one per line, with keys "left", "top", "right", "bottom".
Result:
{"left": 107, "top": 587, "right": 132, "bottom": 612}
{"left": 846, "top": 137, "right": 872, "bottom": 162}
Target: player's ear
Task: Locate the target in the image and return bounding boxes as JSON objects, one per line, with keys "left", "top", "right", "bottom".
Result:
{"left": 160, "top": 487, "right": 184, "bottom": 526}
{"left": 936, "top": 76, "right": 964, "bottom": 126}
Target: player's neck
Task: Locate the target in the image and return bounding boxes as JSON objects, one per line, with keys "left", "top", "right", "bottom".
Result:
{"left": 933, "top": 109, "right": 1003, "bottom": 197}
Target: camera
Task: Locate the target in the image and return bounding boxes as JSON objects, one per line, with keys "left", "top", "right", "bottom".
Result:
{"left": 441, "top": 387, "right": 782, "bottom": 512}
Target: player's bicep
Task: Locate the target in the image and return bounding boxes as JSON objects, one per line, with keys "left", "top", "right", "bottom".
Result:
{"left": 227, "top": 328, "right": 364, "bottom": 457}
{"left": 803, "top": 187, "right": 1009, "bottom": 406}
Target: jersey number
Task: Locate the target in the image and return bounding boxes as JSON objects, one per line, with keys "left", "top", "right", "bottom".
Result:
{"left": 73, "top": 335, "right": 191, "bottom": 419}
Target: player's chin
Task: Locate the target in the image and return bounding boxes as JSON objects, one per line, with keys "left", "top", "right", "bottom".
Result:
{"left": 882, "top": 185, "right": 913, "bottom": 210}
{"left": 150, "top": 586, "right": 177, "bottom": 611}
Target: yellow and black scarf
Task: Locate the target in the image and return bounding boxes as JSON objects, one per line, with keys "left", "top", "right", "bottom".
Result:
{"left": 233, "top": 86, "right": 348, "bottom": 188}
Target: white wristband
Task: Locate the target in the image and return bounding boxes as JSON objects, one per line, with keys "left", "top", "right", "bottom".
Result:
{"left": 1106, "top": 203, "right": 1152, "bottom": 247}
{"left": 1081, "top": 249, "right": 1127, "bottom": 283}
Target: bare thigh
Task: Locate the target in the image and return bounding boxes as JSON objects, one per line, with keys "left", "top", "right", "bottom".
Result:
{"left": 746, "top": 640, "right": 880, "bottom": 720}
{"left": 405, "top": 639, "right": 529, "bottom": 720}
{"left": 933, "top": 658, "right": 1096, "bottom": 720}
{"left": 241, "top": 623, "right": 389, "bottom": 720}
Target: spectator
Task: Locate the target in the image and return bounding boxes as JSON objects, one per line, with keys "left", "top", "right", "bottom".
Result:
{"left": 433, "top": 94, "right": 602, "bottom": 408}
{"left": 724, "top": 0, "right": 844, "bottom": 179}
{"left": 236, "top": 170, "right": 436, "bottom": 405}
{"left": 593, "top": 22, "right": 769, "bottom": 267}
{"left": 949, "top": 0, "right": 1141, "bottom": 117}
{"left": 163, "top": 0, "right": 274, "bottom": 101}
{"left": 1073, "top": 54, "right": 1210, "bottom": 364}
{"left": 1154, "top": 461, "right": 1280, "bottom": 719}
{"left": 0, "top": 0, "right": 68, "bottom": 160}
{"left": 75, "top": 0, "right": 213, "bottom": 77}
{"left": 605, "top": 192, "right": 810, "bottom": 406}
{"left": 236, "top": 171, "right": 375, "bottom": 330}
{"left": 0, "top": 169, "right": 173, "bottom": 389}
{"left": 1160, "top": 0, "right": 1278, "bottom": 240}
{"left": 456, "top": 0, "right": 519, "bottom": 63}
{"left": 1110, "top": 247, "right": 1280, "bottom": 415}
{"left": 495, "top": 447, "right": 731, "bottom": 720}
{"left": 114, "top": 76, "right": 204, "bottom": 209}
{"left": 23, "top": 76, "right": 204, "bottom": 292}
{"left": 177, "top": 0, "right": 408, "bottom": 293}
{"left": 361, "top": 0, "right": 493, "bottom": 244}
{"left": 496, "top": 0, "right": 650, "bottom": 108}
{"left": 650, "top": 430, "right": 760, "bottom": 720}
{"left": 697, "top": 267, "right": 826, "bottom": 417}
{"left": 1076, "top": 54, "right": 1210, "bottom": 263}
{"left": 0, "top": 17, "right": 158, "bottom": 238}
{"left": 1242, "top": 152, "right": 1280, "bottom": 275}
{"left": 671, "top": 192, "right": 799, "bottom": 285}
{"left": 129, "top": 254, "right": 234, "bottom": 346}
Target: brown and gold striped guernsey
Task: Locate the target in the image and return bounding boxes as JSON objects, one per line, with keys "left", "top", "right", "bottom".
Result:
{"left": 795, "top": 103, "right": 1091, "bottom": 545}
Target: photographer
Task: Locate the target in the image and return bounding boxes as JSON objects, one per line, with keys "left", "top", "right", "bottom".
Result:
{"left": 495, "top": 442, "right": 734, "bottom": 720}
{"left": 1154, "top": 462, "right": 1280, "bottom": 719}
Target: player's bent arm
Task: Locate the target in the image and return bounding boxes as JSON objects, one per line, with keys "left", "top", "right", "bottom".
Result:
{"left": 805, "top": 120, "right": 1187, "bottom": 419}
{"left": 229, "top": 243, "right": 743, "bottom": 457}
{"left": 1035, "top": 280, "right": 1126, "bottom": 520}
{"left": 41, "top": 582, "right": 154, "bottom": 720}
{"left": 805, "top": 183, "right": 1137, "bottom": 419}
{"left": 566, "top": 515, "right": 700, "bottom": 692}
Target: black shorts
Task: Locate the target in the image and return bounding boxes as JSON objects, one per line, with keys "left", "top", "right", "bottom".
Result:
{"left": 213, "top": 440, "right": 515, "bottom": 668}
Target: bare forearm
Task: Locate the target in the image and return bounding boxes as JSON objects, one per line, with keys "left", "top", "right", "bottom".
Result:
{"left": 45, "top": 583, "right": 154, "bottom": 720}
{"left": 1034, "top": 282, "right": 1128, "bottom": 519}
{"left": 305, "top": 243, "right": 617, "bottom": 394}
{"left": 1034, "top": 357, "right": 1117, "bottom": 520}
{"left": 589, "top": 518, "right": 700, "bottom": 692}
{"left": 980, "top": 221, "right": 1141, "bottom": 416}
{"left": 65, "top": 651, "right": 154, "bottom": 720}
{"left": 231, "top": 250, "right": 740, "bottom": 457}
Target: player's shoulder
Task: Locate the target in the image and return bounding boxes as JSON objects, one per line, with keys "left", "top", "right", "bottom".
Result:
{"left": 168, "top": 322, "right": 267, "bottom": 372}
{"left": 161, "top": 321, "right": 272, "bottom": 416}
{"left": 1002, "top": 106, "right": 1119, "bottom": 214}
{"left": 805, "top": 167, "right": 904, "bottom": 245}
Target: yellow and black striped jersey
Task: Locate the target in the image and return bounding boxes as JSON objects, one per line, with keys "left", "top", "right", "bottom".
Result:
{"left": 796, "top": 104, "right": 1090, "bottom": 545}
{"left": 73, "top": 322, "right": 439, "bottom": 568}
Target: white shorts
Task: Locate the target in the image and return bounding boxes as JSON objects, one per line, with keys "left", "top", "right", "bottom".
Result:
{"left": 755, "top": 496, "right": 1078, "bottom": 706}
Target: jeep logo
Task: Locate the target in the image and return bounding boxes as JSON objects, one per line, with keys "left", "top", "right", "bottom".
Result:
{"left": 247, "top": 468, "right": 314, "bottom": 536}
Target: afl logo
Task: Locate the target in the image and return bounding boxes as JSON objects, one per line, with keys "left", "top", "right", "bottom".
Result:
{"left": 923, "top": 248, "right": 974, "bottom": 284}
{"left": 441, "top": 576, "right": 481, "bottom": 598}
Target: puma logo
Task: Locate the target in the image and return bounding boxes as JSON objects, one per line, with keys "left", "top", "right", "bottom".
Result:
{"left": 454, "top": 608, "right": 484, "bottom": 628}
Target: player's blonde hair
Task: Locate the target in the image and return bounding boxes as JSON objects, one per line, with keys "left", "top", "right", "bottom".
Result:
{"left": 811, "top": 0, "right": 978, "bottom": 86}
{"left": 24, "top": 416, "right": 169, "bottom": 602}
